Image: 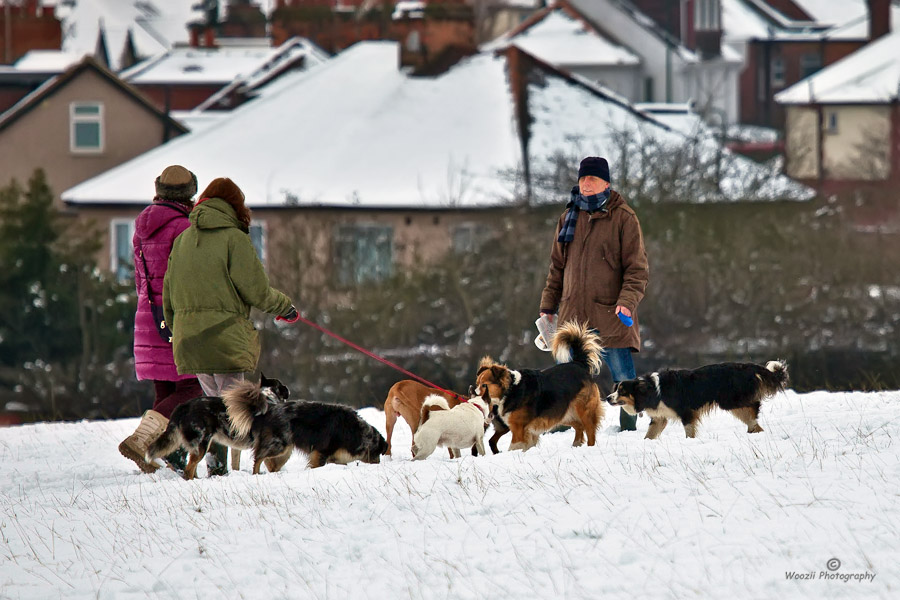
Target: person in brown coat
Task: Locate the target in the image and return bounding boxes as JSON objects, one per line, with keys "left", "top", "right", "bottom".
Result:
{"left": 539, "top": 156, "right": 649, "bottom": 431}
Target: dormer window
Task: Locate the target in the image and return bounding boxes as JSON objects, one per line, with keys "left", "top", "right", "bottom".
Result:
{"left": 695, "top": 0, "right": 720, "bottom": 31}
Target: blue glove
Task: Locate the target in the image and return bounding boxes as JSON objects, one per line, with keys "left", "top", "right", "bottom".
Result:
{"left": 617, "top": 312, "right": 633, "bottom": 327}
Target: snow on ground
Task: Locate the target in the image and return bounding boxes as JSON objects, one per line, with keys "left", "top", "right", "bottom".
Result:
{"left": 1, "top": 390, "right": 897, "bottom": 599}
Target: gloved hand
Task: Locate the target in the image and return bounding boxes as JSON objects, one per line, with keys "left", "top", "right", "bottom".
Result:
{"left": 277, "top": 306, "right": 300, "bottom": 323}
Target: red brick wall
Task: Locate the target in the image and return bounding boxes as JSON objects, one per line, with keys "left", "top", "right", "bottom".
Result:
{"left": 0, "top": 5, "right": 63, "bottom": 65}
{"left": 131, "top": 84, "right": 225, "bottom": 111}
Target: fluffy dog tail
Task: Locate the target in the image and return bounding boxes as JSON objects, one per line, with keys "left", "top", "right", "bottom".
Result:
{"left": 146, "top": 424, "right": 182, "bottom": 463}
{"left": 419, "top": 394, "right": 450, "bottom": 428}
{"left": 552, "top": 321, "right": 603, "bottom": 375}
{"left": 223, "top": 380, "right": 270, "bottom": 439}
{"left": 762, "top": 360, "right": 789, "bottom": 394}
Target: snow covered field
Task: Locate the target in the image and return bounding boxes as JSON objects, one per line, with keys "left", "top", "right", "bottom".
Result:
{"left": 1, "top": 389, "right": 897, "bottom": 599}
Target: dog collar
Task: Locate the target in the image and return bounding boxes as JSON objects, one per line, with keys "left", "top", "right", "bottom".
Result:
{"left": 462, "top": 398, "right": 489, "bottom": 419}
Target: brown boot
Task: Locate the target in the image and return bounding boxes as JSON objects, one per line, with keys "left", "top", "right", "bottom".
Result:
{"left": 118, "top": 410, "right": 168, "bottom": 473}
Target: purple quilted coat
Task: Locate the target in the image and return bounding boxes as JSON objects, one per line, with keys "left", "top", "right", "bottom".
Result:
{"left": 133, "top": 200, "right": 194, "bottom": 381}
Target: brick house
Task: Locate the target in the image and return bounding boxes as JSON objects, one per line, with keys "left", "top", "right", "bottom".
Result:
{"left": 722, "top": 0, "right": 898, "bottom": 130}
{"left": 776, "top": 29, "right": 900, "bottom": 198}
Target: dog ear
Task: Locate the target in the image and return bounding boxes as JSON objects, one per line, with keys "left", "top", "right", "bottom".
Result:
{"left": 468, "top": 384, "right": 475, "bottom": 397}
{"left": 260, "top": 372, "right": 268, "bottom": 385}
{"left": 477, "top": 355, "right": 494, "bottom": 370}
{"left": 491, "top": 365, "right": 506, "bottom": 381}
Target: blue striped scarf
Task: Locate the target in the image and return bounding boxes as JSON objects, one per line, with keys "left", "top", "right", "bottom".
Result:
{"left": 557, "top": 187, "right": 611, "bottom": 244}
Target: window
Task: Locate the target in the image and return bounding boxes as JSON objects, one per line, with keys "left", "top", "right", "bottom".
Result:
{"left": 70, "top": 102, "right": 104, "bottom": 153}
{"left": 825, "top": 111, "right": 838, "bottom": 135}
{"left": 800, "top": 54, "right": 822, "bottom": 79}
{"left": 249, "top": 222, "right": 266, "bottom": 264}
{"left": 110, "top": 219, "right": 135, "bottom": 282}
{"left": 643, "top": 76, "right": 654, "bottom": 102}
{"left": 451, "top": 223, "right": 490, "bottom": 254}
{"left": 695, "top": 0, "right": 720, "bottom": 30}
{"left": 771, "top": 57, "right": 785, "bottom": 87}
{"left": 333, "top": 224, "right": 393, "bottom": 286}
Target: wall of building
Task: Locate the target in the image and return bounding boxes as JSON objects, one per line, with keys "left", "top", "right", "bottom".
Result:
{"left": 0, "top": 69, "right": 180, "bottom": 207}
{"left": 566, "top": 64, "right": 643, "bottom": 102}
{"left": 130, "top": 83, "right": 226, "bottom": 112}
{"left": 822, "top": 105, "right": 891, "bottom": 180}
{"left": 783, "top": 105, "right": 819, "bottom": 179}
{"left": 0, "top": 3, "right": 62, "bottom": 65}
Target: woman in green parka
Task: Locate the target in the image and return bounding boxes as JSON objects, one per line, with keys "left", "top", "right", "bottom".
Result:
{"left": 163, "top": 177, "right": 297, "bottom": 475}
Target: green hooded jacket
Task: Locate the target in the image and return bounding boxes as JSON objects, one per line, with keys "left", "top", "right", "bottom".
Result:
{"left": 163, "top": 198, "right": 292, "bottom": 374}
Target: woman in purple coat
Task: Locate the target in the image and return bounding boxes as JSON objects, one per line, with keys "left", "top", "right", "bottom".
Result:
{"left": 118, "top": 165, "right": 203, "bottom": 473}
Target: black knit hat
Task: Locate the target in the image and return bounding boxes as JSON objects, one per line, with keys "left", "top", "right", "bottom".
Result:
{"left": 578, "top": 156, "right": 610, "bottom": 183}
{"left": 155, "top": 165, "right": 198, "bottom": 203}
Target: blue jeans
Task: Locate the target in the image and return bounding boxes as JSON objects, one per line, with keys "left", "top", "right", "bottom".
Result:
{"left": 599, "top": 347, "right": 636, "bottom": 382}
{"left": 599, "top": 347, "right": 638, "bottom": 431}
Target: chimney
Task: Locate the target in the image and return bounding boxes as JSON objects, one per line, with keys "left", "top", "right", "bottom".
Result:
{"left": 867, "top": 0, "right": 891, "bottom": 41}
{"left": 694, "top": 0, "right": 722, "bottom": 59}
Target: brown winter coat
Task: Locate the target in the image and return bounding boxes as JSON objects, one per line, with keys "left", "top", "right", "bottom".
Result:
{"left": 540, "top": 190, "right": 649, "bottom": 351}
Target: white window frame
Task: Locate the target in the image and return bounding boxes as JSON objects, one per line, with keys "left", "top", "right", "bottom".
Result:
{"left": 695, "top": 0, "right": 720, "bottom": 30}
{"left": 70, "top": 101, "right": 105, "bottom": 154}
{"left": 110, "top": 218, "right": 135, "bottom": 282}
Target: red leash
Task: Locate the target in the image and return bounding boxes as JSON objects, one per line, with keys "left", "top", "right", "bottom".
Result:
{"left": 276, "top": 313, "right": 466, "bottom": 402}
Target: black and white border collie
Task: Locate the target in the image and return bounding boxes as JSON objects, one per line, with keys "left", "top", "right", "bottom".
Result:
{"left": 606, "top": 361, "right": 788, "bottom": 439}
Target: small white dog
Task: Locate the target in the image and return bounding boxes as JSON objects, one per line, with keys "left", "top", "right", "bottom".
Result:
{"left": 411, "top": 388, "right": 490, "bottom": 460}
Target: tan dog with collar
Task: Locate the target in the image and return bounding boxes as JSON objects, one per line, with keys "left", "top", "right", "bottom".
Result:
{"left": 383, "top": 380, "right": 463, "bottom": 456}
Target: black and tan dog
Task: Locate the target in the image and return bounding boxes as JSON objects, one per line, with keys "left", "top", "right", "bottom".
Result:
{"left": 475, "top": 321, "right": 604, "bottom": 451}
{"left": 226, "top": 393, "right": 387, "bottom": 472}
{"left": 146, "top": 375, "right": 291, "bottom": 479}
{"left": 606, "top": 360, "right": 789, "bottom": 439}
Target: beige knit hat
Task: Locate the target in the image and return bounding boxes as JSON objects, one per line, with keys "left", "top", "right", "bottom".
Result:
{"left": 155, "top": 165, "right": 197, "bottom": 202}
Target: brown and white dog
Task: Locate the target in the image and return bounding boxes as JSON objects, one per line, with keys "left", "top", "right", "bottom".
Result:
{"left": 411, "top": 387, "right": 491, "bottom": 460}
{"left": 383, "top": 380, "right": 464, "bottom": 455}
{"left": 475, "top": 321, "right": 604, "bottom": 451}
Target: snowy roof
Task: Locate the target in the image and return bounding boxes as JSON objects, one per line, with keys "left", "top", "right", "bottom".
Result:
{"left": 487, "top": 9, "right": 640, "bottom": 67}
{"left": 62, "top": 42, "right": 812, "bottom": 208}
{"left": 634, "top": 103, "right": 706, "bottom": 136}
{"left": 567, "top": 0, "right": 701, "bottom": 63}
{"left": 12, "top": 50, "right": 86, "bottom": 73}
{"left": 723, "top": 0, "right": 900, "bottom": 43}
{"left": 191, "top": 38, "right": 330, "bottom": 110}
{"left": 64, "top": 42, "right": 521, "bottom": 208}
{"left": 121, "top": 43, "right": 288, "bottom": 85}
{"left": 775, "top": 29, "right": 900, "bottom": 104}
{"left": 56, "top": 0, "right": 201, "bottom": 71}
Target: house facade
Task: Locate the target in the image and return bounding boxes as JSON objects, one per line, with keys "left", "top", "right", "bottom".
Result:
{"left": 775, "top": 29, "right": 900, "bottom": 194}
{"left": 0, "top": 57, "right": 187, "bottom": 207}
{"left": 519, "top": 0, "right": 744, "bottom": 124}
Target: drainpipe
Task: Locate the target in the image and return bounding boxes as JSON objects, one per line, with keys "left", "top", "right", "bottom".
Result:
{"left": 4, "top": 4, "right": 11, "bottom": 64}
